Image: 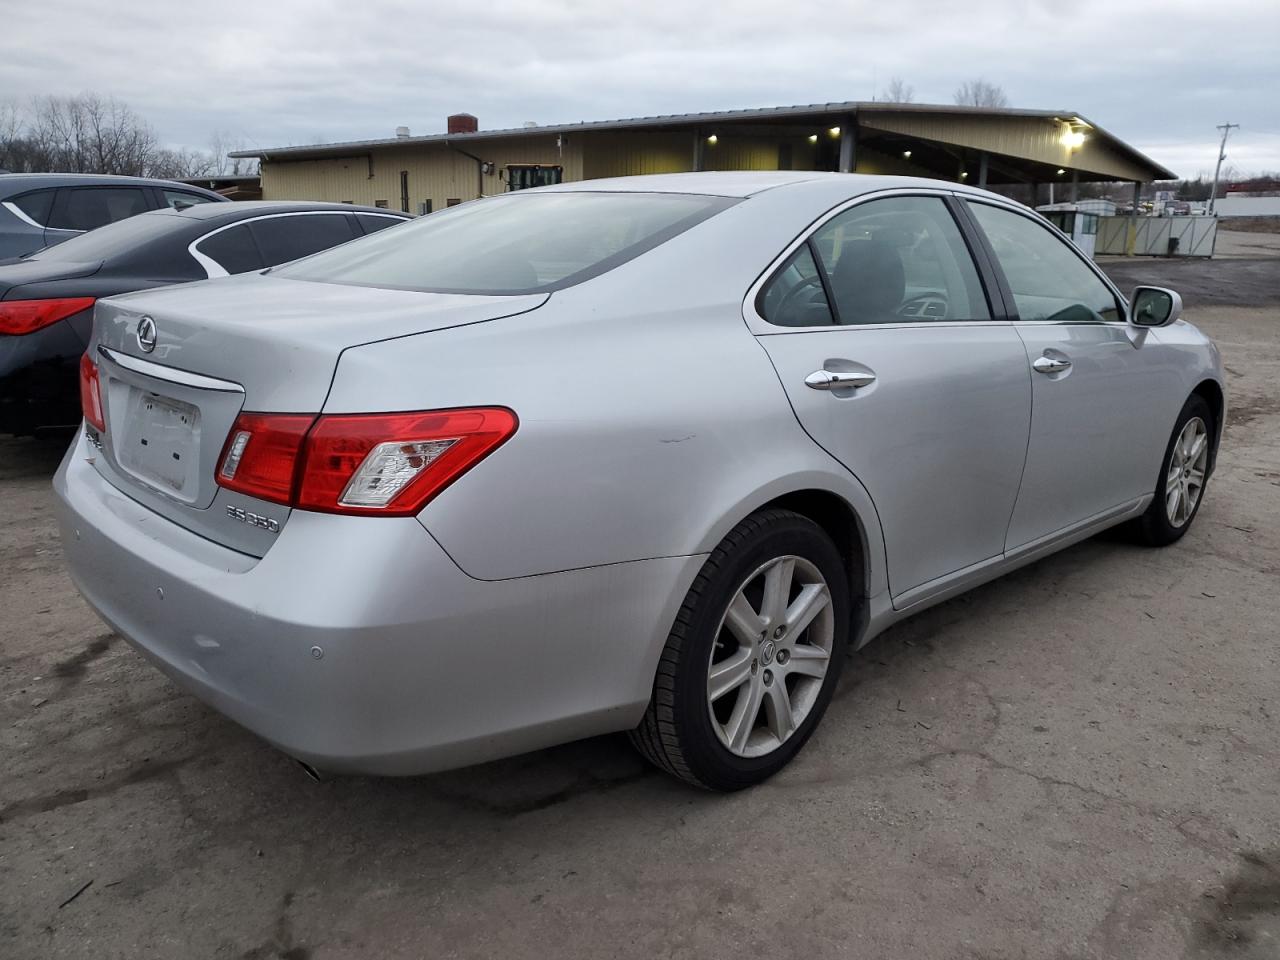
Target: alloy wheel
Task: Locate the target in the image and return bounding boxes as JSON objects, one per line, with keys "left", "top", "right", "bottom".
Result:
{"left": 706, "top": 555, "right": 834, "bottom": 758}
{"left": 1166, "top": 416, "right": 1209, "bottom": 527}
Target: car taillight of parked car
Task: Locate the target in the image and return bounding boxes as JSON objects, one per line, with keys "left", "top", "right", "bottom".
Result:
{"left": 0, "top": 297, "right": 96, "bottom": 336}
{"left": 78, "top": 354, "right": 106, "bottom": 433}
{"left": 216, "top": 407, "right": 518, "bottom": 516}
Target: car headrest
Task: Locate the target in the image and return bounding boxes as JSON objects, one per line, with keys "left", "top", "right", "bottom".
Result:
{"left": 831, "top": 236, "right": 906, "bottom": 325}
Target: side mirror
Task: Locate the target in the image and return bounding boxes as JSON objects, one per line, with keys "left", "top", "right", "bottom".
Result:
{"left": 1129, "top": 286, "right": 1182, "bottom": 327}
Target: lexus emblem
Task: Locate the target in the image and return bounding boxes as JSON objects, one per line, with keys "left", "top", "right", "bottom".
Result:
{"left": 136, "top": 316, "right": 157, "bottom": 353}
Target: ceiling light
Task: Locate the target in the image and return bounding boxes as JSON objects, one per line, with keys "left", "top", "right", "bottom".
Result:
{"left": 1060, "top": 129, "right": 1086, "bottom": 149}
{"left": 706, "top": 134, "right": 718, "bottom": 145}
{"left": 808, "top": 134, "right": 818, "bottom": 143}
{"left": 902, "top": 150, "right": 912, "bottom": 158}
{"left": 960, "top": 171, "right": 968, "bottom": 179}
{"left": 1057, "top": 168, "right": 1066, "bottom": 175}
{"left": 828, "top": 126, "right": 841, "bottom": 138}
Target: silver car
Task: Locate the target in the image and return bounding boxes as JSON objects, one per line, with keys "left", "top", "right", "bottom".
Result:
{"left": 54, "top": 172, "right": 1224, "bottom": 790}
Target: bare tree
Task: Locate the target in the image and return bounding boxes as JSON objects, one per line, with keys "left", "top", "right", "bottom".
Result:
{"left": 882, "top": 78, "right": 915, "bottom": 104}
{"left": 954, "top": 79, "right": 1009, "bottom": 109}
{"left": 207, "top": 130, "right": 260, "bottom": 176}
{"left": 25, "top": 94, "right": 161, "bottom": 175}
{"left": 0, "top": 94, "right": 244, "bottom": 179}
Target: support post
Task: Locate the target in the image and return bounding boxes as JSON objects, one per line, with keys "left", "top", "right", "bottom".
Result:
{"left": 1070, "top": 169, "right": 1079, "bottom": 203}
{"left": 837, "top": 115, "right": 857, "bottom": 173}
{"left": 977, "top": 152, "right": 989, "bottom": 189}
{"left": 1129, "top": 181, "right": 1141, "bottom": 255}
{"left": 693, "top": 129, "right": 705, "bottom": 172}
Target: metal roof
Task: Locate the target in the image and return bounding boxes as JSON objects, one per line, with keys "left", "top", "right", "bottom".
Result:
{"left": 231, "top": 100, "right": 1173, "bottom": 181}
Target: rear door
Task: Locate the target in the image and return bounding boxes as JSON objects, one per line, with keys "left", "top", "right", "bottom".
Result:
{"left": 751, "top": 192, "right": 1031, "bottom": 603}
{"left": 962, "top": 199, "right": 1181, "bottom": 549}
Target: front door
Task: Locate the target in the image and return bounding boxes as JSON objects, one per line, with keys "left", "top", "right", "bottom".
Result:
{"left": 754, "top": 194, "right": 1031, "bottom": 600}
{"left": 964, "top": 200, "right": 1180, "bottom": 549}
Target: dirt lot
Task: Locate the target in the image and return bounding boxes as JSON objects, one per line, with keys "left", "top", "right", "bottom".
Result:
{"left": 2, "top": 253, "right": 1279, "bottom": 959}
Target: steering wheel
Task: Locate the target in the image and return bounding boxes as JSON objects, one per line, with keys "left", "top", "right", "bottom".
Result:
{"left": 897, "top": 292, "right": 950, "bottom": 320}
{"left": 775, "top": 276, "right": 829, "bottom": 326}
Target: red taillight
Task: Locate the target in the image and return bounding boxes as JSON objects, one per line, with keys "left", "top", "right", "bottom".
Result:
{"left": 0, "top": 297, "right": 95, "bottom": 336}
{"left": 78, "top": 354, "right": 105, "bottom": 432}
{"left": 215, "top": 413, "right": 314, "bottom": 505}
{"left": 215, "top": 408, "right": 517, "bottom": 516}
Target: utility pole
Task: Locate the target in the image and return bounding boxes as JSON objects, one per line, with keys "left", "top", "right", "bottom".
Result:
{"left": 1208, "top": 122, "right": 1240, "bottom": 216}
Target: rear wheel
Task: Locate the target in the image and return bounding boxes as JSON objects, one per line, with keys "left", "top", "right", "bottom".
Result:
{"left": 630, "top": 509, "right": 851, "bottom": 790}
{"left": 1132, "top": 394, "right": 1213, "bottom": 546}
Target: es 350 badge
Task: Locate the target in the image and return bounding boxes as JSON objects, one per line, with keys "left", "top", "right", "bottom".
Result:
{"left": 226, "top": 504, "right": 280, "bottom": 533}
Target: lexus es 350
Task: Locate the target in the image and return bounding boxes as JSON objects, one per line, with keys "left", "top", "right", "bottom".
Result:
{"left": 54, "top": 173, "right": 1224, "bottom": 790}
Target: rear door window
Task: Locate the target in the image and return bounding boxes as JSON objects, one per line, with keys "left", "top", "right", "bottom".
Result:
{"left": 249, "top": 214, "right": 356, "bottom": 266}
{"left": 356, "top": 213, "right": 404, "bottom": 235}
{"left": 162, "top": 189, "right": 218, "bottom": 209}
{"left": 6, "top": 189, "right": 57, "bottom": 225}
{"left": 49, "top": 187, "right": 151, "bottom": 231}
{"left": 194, "top": 224, "right": 264, "bottom": 274}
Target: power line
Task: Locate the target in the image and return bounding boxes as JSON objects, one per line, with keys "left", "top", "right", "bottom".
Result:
{"left": 1208, "top": 122, "right": 1240, "bottom": 215}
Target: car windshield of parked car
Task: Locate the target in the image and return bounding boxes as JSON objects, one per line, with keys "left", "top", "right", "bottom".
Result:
{"left": 275, "top": 191, "right": 737, "bottom": 294}
{"left": 27, "top": 212, "right": 191, "bottom": 263}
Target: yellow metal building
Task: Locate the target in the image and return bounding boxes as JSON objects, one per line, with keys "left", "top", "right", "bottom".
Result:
{"left": 231, "top": 102, "right": 1173, "bottom": 214}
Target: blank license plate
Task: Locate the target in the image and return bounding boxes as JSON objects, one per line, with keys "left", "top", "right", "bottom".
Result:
{"left": 116, "top": 391, "right": 201, "bottom": 497}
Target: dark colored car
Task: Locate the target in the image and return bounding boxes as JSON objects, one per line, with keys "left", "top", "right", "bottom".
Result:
{"left": 0, "top": 201, "right": 410, "bottom": 433}
{"left": 0, "top": 173, "right": 228, "bottom": 260}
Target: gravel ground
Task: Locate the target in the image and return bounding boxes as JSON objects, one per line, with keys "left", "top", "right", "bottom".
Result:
{"left": 1, "top": 256, "right": 1278, "bottom": 959}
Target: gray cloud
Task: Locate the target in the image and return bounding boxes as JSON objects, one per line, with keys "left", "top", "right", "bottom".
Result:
{"left": 3, "top": 0, "right": 1278, "bottom": 178}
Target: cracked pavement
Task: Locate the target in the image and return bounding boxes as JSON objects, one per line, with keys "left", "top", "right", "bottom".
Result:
{"left": 2, "top": 244, "right": 1279, "bottom": 958}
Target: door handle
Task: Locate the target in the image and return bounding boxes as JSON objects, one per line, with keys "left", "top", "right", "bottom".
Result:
{"left": 1032, "top": 354, "right": 1072, "bottom": 375}
{"left": 805, "top": 369, "right": 876, "bottom": 391}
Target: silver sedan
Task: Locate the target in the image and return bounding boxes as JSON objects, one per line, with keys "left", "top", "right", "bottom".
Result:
{"left": 54, "top": 172, "right": 1224, "bottom": 790}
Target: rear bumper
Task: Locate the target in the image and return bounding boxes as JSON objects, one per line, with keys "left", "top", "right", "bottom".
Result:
{"left": 0, "top": 321, "right": 85, "bottom": 434}
{"left": 54, "top": 433, "right": 701, "bottom": 775}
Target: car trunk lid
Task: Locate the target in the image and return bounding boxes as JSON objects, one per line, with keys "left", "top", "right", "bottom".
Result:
{"left": 86, "top": 273, "right": 547, "bottom": 556}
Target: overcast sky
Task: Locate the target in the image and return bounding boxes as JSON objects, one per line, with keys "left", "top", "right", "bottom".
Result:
{"left": 4, "top": 0, "right": 1278, "bottom": 179}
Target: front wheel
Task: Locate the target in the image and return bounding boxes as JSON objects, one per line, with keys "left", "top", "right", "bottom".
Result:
{"left": 630, "top": 509, "right": 851, "bottom": 790}
{"left": 1132, "top": 394, "right": 1214, "bottom": 546}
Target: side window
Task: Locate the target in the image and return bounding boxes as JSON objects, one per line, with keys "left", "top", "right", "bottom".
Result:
{"left": 249, "top": 214, "right": 356, "bottom": 266}
{"left": 759, "top": 245, "right": 835, "bottom": 327}
{"left": 7, "top": 189, "right": 56, "bottom": 225}
{"left": 49, "top": 187, "right": 149, "bottom": 231}
{"left": 195, "top": 224, "right": 263, "bottom": 275}
{"left": 967, "top": 201, "right": 1121, "bottom": 323}
{"left": 807, "top": 196, "right": 991, "bottom": 325}
{"left": 162, "top": 189, "right": 217, "bottom": 209}
{"left": 356, "top": 214, "right": 402, "bottom": 235}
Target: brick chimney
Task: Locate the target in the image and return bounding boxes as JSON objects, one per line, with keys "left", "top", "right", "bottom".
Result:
{"left": 447, "top": 113, "right": 478, "bottom": 134}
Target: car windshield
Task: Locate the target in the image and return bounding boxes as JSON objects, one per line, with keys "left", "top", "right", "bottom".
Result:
{"left": 276, "top": 191, "right": 737, "bottom": 294}
{"left": 28, "top": 211, "right": 192, "bottom": 262}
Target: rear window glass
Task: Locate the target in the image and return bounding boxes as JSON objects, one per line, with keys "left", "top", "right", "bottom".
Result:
{"left": 28, "top": 211, "right": 188, "bottom": 262}
{"left": 277, "top": 192, "right": 737, "bottom": 294}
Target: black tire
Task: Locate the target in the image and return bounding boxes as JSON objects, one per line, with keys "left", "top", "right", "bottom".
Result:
{"left": 1131, "top": 393, "right": 1214, "bottom": 546}
{"left": 629, "top": 508, "right": 852, "bottom": 791}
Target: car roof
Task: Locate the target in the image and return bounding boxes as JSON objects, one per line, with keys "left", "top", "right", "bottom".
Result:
{"left": 154, "top": 200, "right": 412, "bottom": 221}
{"left": 0, "top": 172, "right": 227, "bottom": 200}
{"left": 534, "top": 170, "right": 999, "bottom": 200}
